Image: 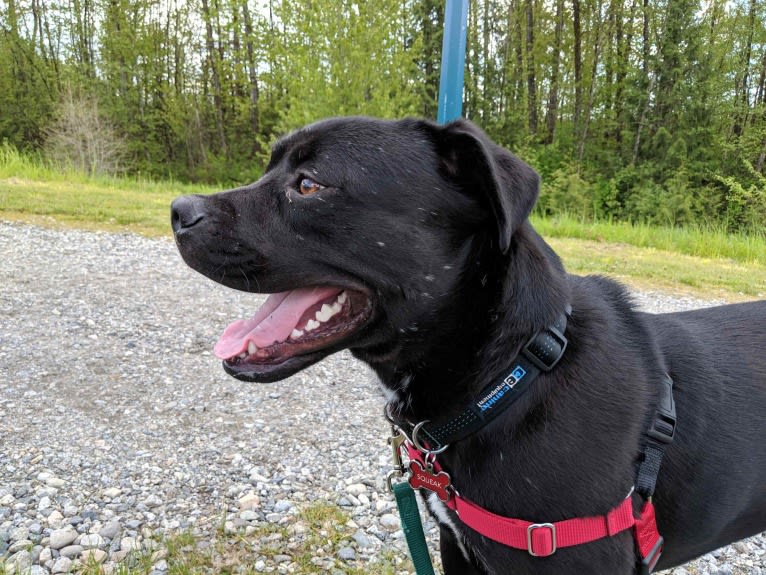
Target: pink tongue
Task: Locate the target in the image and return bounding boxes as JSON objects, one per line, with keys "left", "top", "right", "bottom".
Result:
{"left": 213, "top": 286, "right": 342, "bottom": 359}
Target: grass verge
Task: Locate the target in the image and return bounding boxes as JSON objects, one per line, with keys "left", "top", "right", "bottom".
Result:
{"left": 0, "top": 176, "right": 212, "bottom": 237}
{"left": 532, "top": 214, "right": 765, "bottom": 264}
{"left": 1, "top": 169, "right": 764, "bottom": 301}
{"left": 549, "top": 237, "right": 765, "bottom": 301}
{"left": 0, "top": 503, "right": 410, "bottom": 574}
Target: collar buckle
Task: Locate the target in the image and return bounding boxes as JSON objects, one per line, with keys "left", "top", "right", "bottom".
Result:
{"left": 522, "top": 324, "right": 568, "bottom": 372}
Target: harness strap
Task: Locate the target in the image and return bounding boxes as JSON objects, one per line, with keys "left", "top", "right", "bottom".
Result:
{"left": 405, "top": 445, "right": 648, "bottom": 559}
{"left": 448, "top": 492, "right": 636, "bottom": 557}
{"left": 636, "top": 375, "right": 676, "bottom": 499}
{"left": 635, "top": 500, "right": 664, "bottom": 574}
{"left": 388, "top": 309, "right": 673, "bottom": 573}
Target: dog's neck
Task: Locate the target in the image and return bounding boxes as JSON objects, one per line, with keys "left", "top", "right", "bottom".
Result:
{"left": 373, "top": 221, "right": 571, "bottom": 426}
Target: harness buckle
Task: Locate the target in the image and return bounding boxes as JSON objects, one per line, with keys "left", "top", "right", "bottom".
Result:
{"left": 639, "top": 535, "right": 664, "bottom": 574}
{"left": 526, "top": 523, "right": 557, "bottom": 557}
{"left": 647, "top": 375, "right": 676, "bottom": 444}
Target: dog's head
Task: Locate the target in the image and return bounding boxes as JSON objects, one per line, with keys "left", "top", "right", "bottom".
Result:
{"left": 171, "top": 117, "right": 540, "bottom": 382}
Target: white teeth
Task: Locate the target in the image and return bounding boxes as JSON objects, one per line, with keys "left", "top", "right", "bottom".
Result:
{"left": 296, "top": 291, "right": 349, "bottom": 335}
{"left": 238, "top": 352, "right": 247, "bottom": 359}
{"left": 315, "top": 303, "right": 335, "bottom": 323}
{"left": 247, "top": 341, "right": 257, "bottom": 355}
{"left": 315, "top": 299, "right": 343, "bottom": 323}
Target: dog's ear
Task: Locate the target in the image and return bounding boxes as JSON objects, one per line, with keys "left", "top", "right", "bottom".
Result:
{"left": 430, "top": 119, "right": 540, "bottom": 254}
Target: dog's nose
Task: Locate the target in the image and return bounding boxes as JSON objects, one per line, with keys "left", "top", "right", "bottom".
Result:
{"left": 171, "top": 195, "right": 206, "bottom": 233}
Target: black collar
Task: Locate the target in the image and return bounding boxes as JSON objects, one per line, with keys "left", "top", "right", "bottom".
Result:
{"left": 388, "top": 305, "right": 572, "bottom": 452}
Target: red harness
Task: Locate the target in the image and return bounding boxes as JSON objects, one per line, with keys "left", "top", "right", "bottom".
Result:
{"left": 405, "top": 444, "right": 664, "bottom": 570}
{"left": 387, "top": 309, "right": 675, "bottom": 573}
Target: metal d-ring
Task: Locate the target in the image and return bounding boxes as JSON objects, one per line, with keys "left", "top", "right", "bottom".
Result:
{"left": 411, "top": 420, "right": 449, "bottom": 455}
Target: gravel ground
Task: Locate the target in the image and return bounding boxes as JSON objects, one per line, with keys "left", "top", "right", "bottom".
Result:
{"left": 0, "top": 221, "right": 763, "bottom": 575}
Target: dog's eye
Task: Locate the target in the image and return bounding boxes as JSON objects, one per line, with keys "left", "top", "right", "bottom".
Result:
{"left": 298, "top": 178, "right": 323, "bottom": 195}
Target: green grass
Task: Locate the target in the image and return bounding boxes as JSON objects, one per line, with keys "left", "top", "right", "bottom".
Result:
{"left": 42, "top": 502, "right": 408, "bottom": 575}
{"left": 531, "top": 214, "right": 766, "bottom": 300}
{"left": 0, "top": 142, "right": 216, "bottom": 237}
{"left": 548, "top": 237, "right": 764, "bottom": 300}
{"left": 532, "top": 214, "right": 765, "bottom": 264}
{"left": 1, "top": 148, "right": 764, "bottom": 301}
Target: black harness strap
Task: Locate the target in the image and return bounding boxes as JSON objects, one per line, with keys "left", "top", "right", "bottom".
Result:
{"left": 634, "top": 373, "right": 676, "bottom": 574}
{"left": 636, "top": 374, "right": 677, "bottom": 499}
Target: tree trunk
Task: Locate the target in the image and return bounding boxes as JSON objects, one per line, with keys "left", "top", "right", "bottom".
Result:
{"left": 604, "top": 0, "right": 615, "bottom": 114}
{"left": 418, "top": 0, "right": 441, "bottom": 118}
{"left": 577, "top": 0, "right": 603, "bottom": 163}
{"left": 241, "top": 0, "right": 260, "bottom": 147}
{"left": 544, "top": 0, "right": 564, "bottom": 144}
{"left": 513, "top": 0, "right": 524, "bottom": 108}
{"left": 462, "top": 0, "right": 477, "bottom": 118}
{"left": 756, "top": 49, "right": 766, "bottom": 107}
{"left": 482, "top": 0, "right": 491, "bottom": 123}
{"left": 201, "top": 0, "right": 227, "bottom": 153}
{"left": 642, "top": 0, "right": 649, "bottom": 76}
{"left": 733, "top": 0, "right": 756, "bottom": 137}
{"left": 572, "top": 0, "right": 583, "bottom": 128}
{"left": 632, "top": 75, "right": 655, "bottom": 165}
{"left": 614, "top": 0, "right": 636, "bottom": 144}
{"left": 41, "top": 0, "right": 61, "bottom": 83}
{"left": 525, "top": 0, "right": 537, "bottom": 136}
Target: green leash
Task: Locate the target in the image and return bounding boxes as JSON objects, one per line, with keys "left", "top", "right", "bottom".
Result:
{"left": 392, "top": 480, "right": 437, "bottom": 575}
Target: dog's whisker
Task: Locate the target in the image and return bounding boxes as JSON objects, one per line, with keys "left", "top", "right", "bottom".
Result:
{"left": 238, "top": 266, "right": 251, "bottom": 292}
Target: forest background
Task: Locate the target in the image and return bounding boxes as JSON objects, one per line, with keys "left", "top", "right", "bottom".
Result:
{"left": 1, "top": 0, "right": 765, "bottom": 234}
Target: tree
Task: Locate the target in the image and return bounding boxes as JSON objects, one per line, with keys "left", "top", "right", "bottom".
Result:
{"left": 45, "top": 89, "right": 126, "bottom": 175}
{"left": 0, "top": 0, "right": 763, "bottom": 233}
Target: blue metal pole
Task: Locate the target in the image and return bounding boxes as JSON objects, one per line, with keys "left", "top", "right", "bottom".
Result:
{"left": 437, "top": 0, "right": 469, "bottom": 124}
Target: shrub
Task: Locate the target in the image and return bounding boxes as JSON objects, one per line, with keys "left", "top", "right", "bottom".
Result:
{"left": 538, "top": 165, "right": 596, "bottom": 219}
{"left": 714, "top": 161, "right": 766, "bottom": 234}
{"left": 45, "top": 89, "right": 127, "bottom": 177}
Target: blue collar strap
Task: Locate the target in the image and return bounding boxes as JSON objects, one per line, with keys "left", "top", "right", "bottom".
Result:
{"left": 391, "top": 305, "right": 572, "bottom": 452}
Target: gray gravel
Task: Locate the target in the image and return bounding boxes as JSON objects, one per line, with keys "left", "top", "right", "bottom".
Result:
{"left": 0, "top": 221, "right": 763, "bottom": 574}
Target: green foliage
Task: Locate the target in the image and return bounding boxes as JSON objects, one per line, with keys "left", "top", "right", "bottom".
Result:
{"left": 0, "top": 19, "right": 57, "bottom": 149}
{"left": 538, "top": 165, "right": 596, "bottom": 220}
{"left": 715, "top": 161, "right": 766, "bottom": 233}
{"left": 532, "top": 213, "right": 765, "bottom": 264}
{"left": 1, "top": 0, "right": 765, "bottom": 230}
{"left": 268, "top": 0, "right": 421, "bottom": 134}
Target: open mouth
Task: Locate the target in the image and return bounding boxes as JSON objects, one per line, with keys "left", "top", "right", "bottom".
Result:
{"left": 214, "top": 286, "right": 372, "bottom": 382}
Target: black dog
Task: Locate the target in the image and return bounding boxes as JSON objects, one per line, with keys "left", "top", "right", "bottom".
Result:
{"left": 171, "top": 117, "right": 766, "bottom": 574}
